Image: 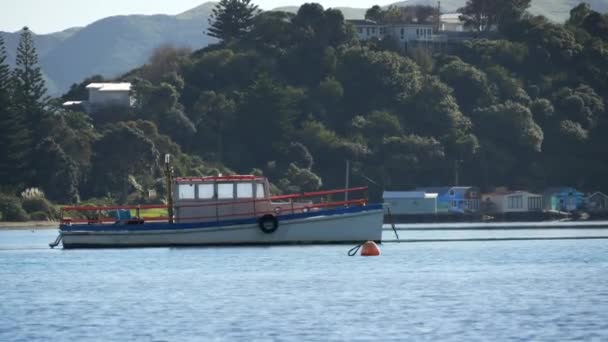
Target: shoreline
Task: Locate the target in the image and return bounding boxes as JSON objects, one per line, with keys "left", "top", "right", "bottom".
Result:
{"left": 0, "top": 221, "right": 59, "bottom": 230}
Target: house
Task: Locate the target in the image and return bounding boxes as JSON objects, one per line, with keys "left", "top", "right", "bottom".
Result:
{"left": 416, "top": 186, "right": 481, "bottom": 214}
{"left": 586, "top": 192, "right": 608, "bottom": 212}
{"left": 349, "top": 19, "right": 383, "bottom": 41}
{"left": 86, "top": 82, "right": 133, "bottom": 108}
{"left": 439, "top": 13, "right": 465, "bottom": 32}
{"left": 482, "top": 188, "right": 543, "bottom": 214}
{"left": 383, "top": 191, "right": 438, "bottom": 215}
{"left": 543, "top": 187, "right": 585, "bottom": 212}
{"left": 63, "top": 82, "right": 133, "bottom": 112}
{"left": 347, "top": 20, "right": 446, "bottom": 50}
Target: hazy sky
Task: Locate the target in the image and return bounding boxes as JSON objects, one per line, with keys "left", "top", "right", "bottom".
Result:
{"left": 0, "top": 0, "right": 396, "bottom": 34}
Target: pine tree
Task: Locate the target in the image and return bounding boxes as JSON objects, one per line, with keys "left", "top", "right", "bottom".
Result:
{"left": 207, "top": 0, "right": 260, "bottom": 42}
{"left": 12, "top": 26, "right": 49, "bottom": 142}
{"left": 0, "top": 35, "right": 31, "bottom": 189}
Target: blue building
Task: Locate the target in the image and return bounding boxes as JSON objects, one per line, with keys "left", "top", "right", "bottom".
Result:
{"left": 415, "top": 186, "right": 481, "bottom": 214}
{"left": 543, "top": 187, "right": 585, "bottom": 212}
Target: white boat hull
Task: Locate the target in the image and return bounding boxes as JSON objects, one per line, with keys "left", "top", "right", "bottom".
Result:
{"left": 60, "top": 208, "right": 384, "bottom": 248}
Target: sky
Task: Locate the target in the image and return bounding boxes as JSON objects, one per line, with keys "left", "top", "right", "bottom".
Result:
{"left": 0, "top": 0, "right": 397, "bottom": 34}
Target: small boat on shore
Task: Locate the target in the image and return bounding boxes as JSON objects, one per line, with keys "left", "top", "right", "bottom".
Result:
{"left": 52, "top": 174, "right": 383, "bottom": 249}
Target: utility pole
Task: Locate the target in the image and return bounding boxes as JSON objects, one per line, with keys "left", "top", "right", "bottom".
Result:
{"left": 165, "top": 154, "right": 174, "bottom": 223}
{"left": 454, "top": 159, "right": 463, "bottom": 186}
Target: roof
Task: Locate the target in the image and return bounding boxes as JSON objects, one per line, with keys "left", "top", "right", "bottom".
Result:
{"left": 588, "top": 191, "right": 608, "bottom": 199}
{"left": 175, "top": 175, "right": 266, "bottom": 183}
{"left": 346, "top": 19, "right": 378, "bottom": 26}
{"left": 485, "top": 190, "right": 542, "bottom": 197}
{"left": 383, "top": 191, "right": 438, "bottom": 199}
{"left": 416, "top": 186, "right": 476, "bottom": 196}
{"left": 86, "top": 82, "right": 131, "bottom": 92}
{"left": 441, "top": 13, "right": 463, "bottom": 24}
{"left": 62, "top": 101, "right": 84, "bottom": 106}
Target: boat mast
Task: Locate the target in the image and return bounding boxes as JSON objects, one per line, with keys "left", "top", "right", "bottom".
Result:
{"left": 165, "top": 154, "right": 174, "bottom": 224}
{"left": 345, "top": 160, "right": 350, "bottom": 202}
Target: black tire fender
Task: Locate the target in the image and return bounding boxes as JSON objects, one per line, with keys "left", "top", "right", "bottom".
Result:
{"left": 258, "top": 214, "right": 279, "bottom": 234}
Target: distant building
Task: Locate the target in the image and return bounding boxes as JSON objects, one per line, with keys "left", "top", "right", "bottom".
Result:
{"left": 440, "top": 13, "right": 466, "bottom": 32}
{"left": 482, "top": 188, "right": 543, "bottom": 214}
{"left": 62, "top": 82, "right": 133, "bottom": 113}
{"left": 586, "top": 192, "right": 608, "bottom": 212}
{"left": 383, "top": 191, "right": 438, "bottom": 215}
{"left": 543, "top": 187, "right": 585, "bottom": 212}
{"left": 416, "top": 186, "right": 481, "bottom": 214}
{"left": 347, "top": 19, "right": 447, "bottom": 51}
{"left": 86, "top": 82, "right": 133, "bottom": 108}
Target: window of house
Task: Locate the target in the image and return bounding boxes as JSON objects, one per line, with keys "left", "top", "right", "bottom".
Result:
{"left": 197, "top": 183, "right": 214, "bottom": 199}
{"left": 357, "top": 27, "right": 362, "bottom": 33}
{"left": 178, "top": 184, "right": 195, "bottom": 200}
{"left": 366, "top": 27, "right": 370, "bottom": 35}
{"left": 255, "top": 183, "right": 265, "bottom": 199}
{"left": 528, "top": 197, "right": 542, "bottom": 210}
{"left": 508, "top": 196, "right": 523, "bottom": 209}
{"left": 236, "top": 183, "right": 253, "bottom": 198}
{"left": 371, "top": 27, "right": 376, "bottom": 34}
{"left": 217, "top": 183, "right": 234, "bottom": 199}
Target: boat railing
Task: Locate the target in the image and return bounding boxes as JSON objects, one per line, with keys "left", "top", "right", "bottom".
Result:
{"left": 60, "top": 186, "right": 369, "bottom": 225}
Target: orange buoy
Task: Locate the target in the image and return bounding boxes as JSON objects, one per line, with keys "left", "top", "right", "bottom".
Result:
{"left": 360, "top": 240, "right": 381, "bottom": 256}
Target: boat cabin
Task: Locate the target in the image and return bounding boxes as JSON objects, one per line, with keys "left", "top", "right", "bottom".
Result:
{"left": 174, "top": 175, "right": 274, "bottom": 223}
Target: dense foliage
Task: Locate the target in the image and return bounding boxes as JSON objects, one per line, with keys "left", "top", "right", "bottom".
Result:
{"left": 1, "top": 2, "right": 608, "bottom": 214}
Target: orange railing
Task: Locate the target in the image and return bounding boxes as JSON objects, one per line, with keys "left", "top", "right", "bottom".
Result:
{"left": 60, "top": 187, "right": 369, "bottom": 225}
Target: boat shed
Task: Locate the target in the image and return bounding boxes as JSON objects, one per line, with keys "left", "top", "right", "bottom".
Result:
{"left": 383, "top": 191, "right": 438, "bottom": 215}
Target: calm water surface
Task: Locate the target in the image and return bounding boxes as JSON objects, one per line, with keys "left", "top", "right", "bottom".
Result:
{"left": 1, "top": 229, "right": 608, "bottom": 341}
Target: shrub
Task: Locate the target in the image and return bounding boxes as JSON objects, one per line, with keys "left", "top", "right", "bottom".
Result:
{"left": 21, "top": 198, "right": 59, "bottom": 220}
{"left": 0, "top": 195, "right": 29, "bottom": 222}
{"left": 29, "top": 211, "right": 50, "bottom": 221}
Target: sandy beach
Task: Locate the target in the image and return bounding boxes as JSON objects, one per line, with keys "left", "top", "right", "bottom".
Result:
{"left": 0, "top": 221, "right": 59, "bottom": 230}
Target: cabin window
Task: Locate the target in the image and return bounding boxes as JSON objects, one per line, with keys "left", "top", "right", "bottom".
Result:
{"left": 255, "top": 183, "right": 265, "bottom": 199}
{"left": 236, "top": 183, "right": 253, "bottom": 198}
{"left": 197, "top": 184, "right": 214, "bottom": 199}
{"left": 178, "top": 184, "right": 195, "bottom": 200}
{"left": 217, "top": 183, "right": 234, "bottom": 199}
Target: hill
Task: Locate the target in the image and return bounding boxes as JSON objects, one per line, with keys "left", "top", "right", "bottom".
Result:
{"left": 0, "top": 2, "right": 216, "bottom": 95}
{"left": 1, "top": 0, "right": 605, "bottom": 95}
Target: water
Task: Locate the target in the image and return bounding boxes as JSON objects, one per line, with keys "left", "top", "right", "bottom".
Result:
{"left": 1, "top": 229, "right": 608, "bottom": 341}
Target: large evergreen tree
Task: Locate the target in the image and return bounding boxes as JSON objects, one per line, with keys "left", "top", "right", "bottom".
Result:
{"left": 0, "top": 35, "right": 31, "bottom": 190}
{"left": 207, "top": 0, "right": 260, "bottom": 42}
{"left": 12, "top": 26, "right": 48, "bottom": 142}
{"left": 458, "top": 0, "right": 531, "bottom": 32}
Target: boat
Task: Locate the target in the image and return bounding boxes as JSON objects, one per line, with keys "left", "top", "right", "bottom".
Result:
{"left": 51, "top": 173, "right": 384, "bottom": 248}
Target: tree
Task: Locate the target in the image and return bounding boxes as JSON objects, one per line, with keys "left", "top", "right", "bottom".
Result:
{"left": 85, "top": 123, "right": 160, "bottom": 201}
{"left": 0, "top": 35, "right": 30, "bottom": 189}
{"left": 207, "top": 0, "right": 260, "bottom": 42}
{"left": 12, "top": 26, "right": 49, "bottom": 141}
{"left": 458, "top": 0, "right": 531, "bottom": 32}
{"left": 32, "top": 138, "right": 79, "bottom": 203}
{"left": 365, "top": 5, "right": 383, "bottom": 22}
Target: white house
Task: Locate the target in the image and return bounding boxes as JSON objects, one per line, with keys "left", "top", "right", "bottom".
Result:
{"left": 383, "top": 191, "right": 438, "bottom": 215}
{"left": 440, "top": 13, "right": 465, "bottom": 32}
{"left": 350, "top": 19, "right": 383, "bottom": 41}
{"left": 347, "top": 20, "right": 444, "bottom": 46}
{"left": 86, "top": 82, "right": 133, "bottom": 108}
{"left": 483, "top": 189, "right": 543, "bottom": 213}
